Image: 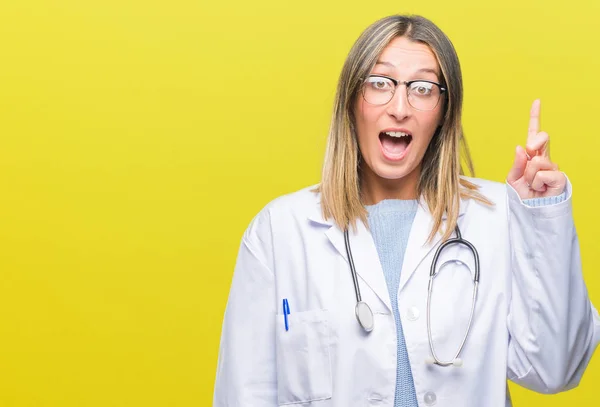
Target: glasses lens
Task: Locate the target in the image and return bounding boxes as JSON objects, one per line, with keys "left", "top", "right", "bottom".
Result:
{"left": 407, "top": 81, "right": 441, "bottom": 111}
{"left": 363, "top": 76, "right": 394, "bottom": 105}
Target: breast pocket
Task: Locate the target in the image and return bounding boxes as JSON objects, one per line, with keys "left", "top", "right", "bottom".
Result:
{"left": 275, "top": 308, "right": 332, "bottom": 405}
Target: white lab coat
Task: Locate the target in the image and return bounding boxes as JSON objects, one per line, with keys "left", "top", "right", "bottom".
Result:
{"left": 213, "top": 177, "right": 600, "bottom": 407}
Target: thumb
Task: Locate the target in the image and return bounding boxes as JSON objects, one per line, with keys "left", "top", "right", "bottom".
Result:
{"left": 507, "top": 145, "right": 528, "bottom": 184}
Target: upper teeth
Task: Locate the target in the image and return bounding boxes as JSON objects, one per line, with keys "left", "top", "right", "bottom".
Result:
{"left": 385, "top": 131, "right": 410, "bottom": 138}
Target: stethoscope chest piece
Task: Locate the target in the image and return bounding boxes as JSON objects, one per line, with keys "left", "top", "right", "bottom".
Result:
{"left": 355, "top": 301, "right": 374, "bottom": 332}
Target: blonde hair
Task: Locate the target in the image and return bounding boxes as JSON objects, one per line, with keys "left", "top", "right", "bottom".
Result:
{"left": 316, "top": 15, "right": 492, "bottom": 242}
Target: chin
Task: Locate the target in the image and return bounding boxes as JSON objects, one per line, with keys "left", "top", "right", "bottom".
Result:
{"left": 372, "top": 161, "right": 415, "bottom": 181}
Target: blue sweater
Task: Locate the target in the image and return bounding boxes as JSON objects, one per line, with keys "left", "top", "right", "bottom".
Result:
{"left": 365, "top": 191, "right": 566, "bottom": 407}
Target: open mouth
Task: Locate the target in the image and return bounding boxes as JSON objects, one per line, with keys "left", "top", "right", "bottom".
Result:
{"left": 379, "top": 131, "right": 412, "bottom": 157}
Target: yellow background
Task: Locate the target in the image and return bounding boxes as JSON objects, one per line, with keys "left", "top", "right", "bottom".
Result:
{"left": 0, "top": 0, "right": 598, "bottom": 405}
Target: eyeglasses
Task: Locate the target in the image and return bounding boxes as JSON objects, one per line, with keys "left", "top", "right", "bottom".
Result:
{"left": 362, "top": 74, "right": 446, "bottom": 111}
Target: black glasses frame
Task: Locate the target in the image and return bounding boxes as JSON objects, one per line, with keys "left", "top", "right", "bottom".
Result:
{"left": 362, "top": 74, "right": 447, "bottom": 110}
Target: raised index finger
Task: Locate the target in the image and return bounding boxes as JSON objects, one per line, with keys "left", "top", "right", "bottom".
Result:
{"left": 528, "top": 99, "right": 541, "bottom": 140}
{"left": 526, "top": 99, "right": 548, "bottom": 157}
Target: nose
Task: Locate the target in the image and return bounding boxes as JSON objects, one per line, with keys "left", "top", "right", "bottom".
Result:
{"left": 385, "top": 87, "right": 411, "bottom": 121}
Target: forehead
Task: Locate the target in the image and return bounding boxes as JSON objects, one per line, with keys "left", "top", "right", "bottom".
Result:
{"left": 375, "top": 36, "right": 439, "bottom": 76}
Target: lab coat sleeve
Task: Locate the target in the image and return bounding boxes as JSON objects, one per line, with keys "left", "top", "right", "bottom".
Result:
{"left": 213, "top": 209, "right": 278, "bottom": 406}
{"left": 505, "top": 178, "right": 600, "bottom": 393}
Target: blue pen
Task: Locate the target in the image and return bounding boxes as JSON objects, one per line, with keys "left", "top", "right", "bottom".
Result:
{"left": 283, "top": 299, "right": 290, "bottom": 331}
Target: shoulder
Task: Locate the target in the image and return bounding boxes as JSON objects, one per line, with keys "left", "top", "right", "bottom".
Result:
{"left": 259, "top": 184, "right": 321, "bottom": 221}
{"left": 458, "top": 176, "right": 510, "bottom": 223}
{"left": 457, "top": 177, "right": 512, "bottom": 235}
{"left": 460, "top": 175, "right": 508, "bottom": 204}
{"left": 242, "top": 184, "right": 321, "bottom": 246}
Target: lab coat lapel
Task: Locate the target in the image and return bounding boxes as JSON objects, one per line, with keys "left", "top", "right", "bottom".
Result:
{"left": 398, "top": 197, "right": 468, "bottom": 294}
{"left": 324, "top": 222, "right": 393, "bottom": 313}
{"left": 307, "top": 190, "right": 468, "bottom": 311}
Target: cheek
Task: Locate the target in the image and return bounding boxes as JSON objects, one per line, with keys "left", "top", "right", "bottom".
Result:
{"left": 420, "top": 111, "right": 443, "bottom": 142}
{"left": 354, "top": 102, "right": 367, "bottom": 146}
{"left": 354, "top": 101, "right": 379, "bottom": 141}
{"left": 434, "top": 101, "right": 445, "bottom": 129}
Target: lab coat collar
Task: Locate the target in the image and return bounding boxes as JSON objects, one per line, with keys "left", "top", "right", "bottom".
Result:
{"left": 398, "top": 197, "right": 468, "bottom": 294}
{"left": 308, "top": 191, "right": 468, "bottom": 312}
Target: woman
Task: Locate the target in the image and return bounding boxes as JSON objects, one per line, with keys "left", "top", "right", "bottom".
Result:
{"left": 213, "top": 15, "right": 600, "bottom": 406}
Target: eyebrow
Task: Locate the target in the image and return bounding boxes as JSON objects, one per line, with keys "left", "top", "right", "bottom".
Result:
{"left": 374, "top": 61, "right": 439, "bottom": 77}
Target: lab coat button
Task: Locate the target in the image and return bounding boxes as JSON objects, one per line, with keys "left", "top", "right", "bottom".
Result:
{"left": 406, "top": 306, "right": 419, "bottom": 321}
{"left": 424, "top": 391, "right": 437, "bottom": 405}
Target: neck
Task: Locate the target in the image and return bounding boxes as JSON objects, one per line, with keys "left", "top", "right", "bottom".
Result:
{"left": 360, "top": 165, "right": 421, "bottom": 205}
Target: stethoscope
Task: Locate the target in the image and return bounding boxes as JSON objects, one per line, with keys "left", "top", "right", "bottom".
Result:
{"left": 343, "top": 225, "right": 480, "bottom": 367}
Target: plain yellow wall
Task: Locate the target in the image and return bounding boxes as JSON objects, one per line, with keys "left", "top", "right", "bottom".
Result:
{"left": 0, "top": 0, "right": 598, "bottom": 405}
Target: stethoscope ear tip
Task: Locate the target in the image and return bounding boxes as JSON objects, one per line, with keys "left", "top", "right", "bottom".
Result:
{"left": 452, "top": 358, "right": 463, "bottom": 367}
{"left": 425, "top": 357, "right": 436, "bottom": 365}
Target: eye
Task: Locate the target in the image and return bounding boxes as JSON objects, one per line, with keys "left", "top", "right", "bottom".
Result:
{"left": 409, "top": 81, "right": 435, "bottom": 96}
{"left": 366, "top": 77, "right": 394, "bottom": 91}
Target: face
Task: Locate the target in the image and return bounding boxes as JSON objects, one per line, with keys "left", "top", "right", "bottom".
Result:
{"left": 354, "top": 36, "right": 445, "bottom": 199}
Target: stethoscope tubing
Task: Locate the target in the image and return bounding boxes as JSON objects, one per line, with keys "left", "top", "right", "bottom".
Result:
{"left": 343, "top": 229, "right": 362, "bottom": 303}
{"left": 344, "top": 225, "right": 480, "bottom": 367}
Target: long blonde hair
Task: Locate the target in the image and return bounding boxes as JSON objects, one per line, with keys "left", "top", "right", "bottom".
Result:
{"left": 316, "top": 15, "right": 492, "bottom": 242}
